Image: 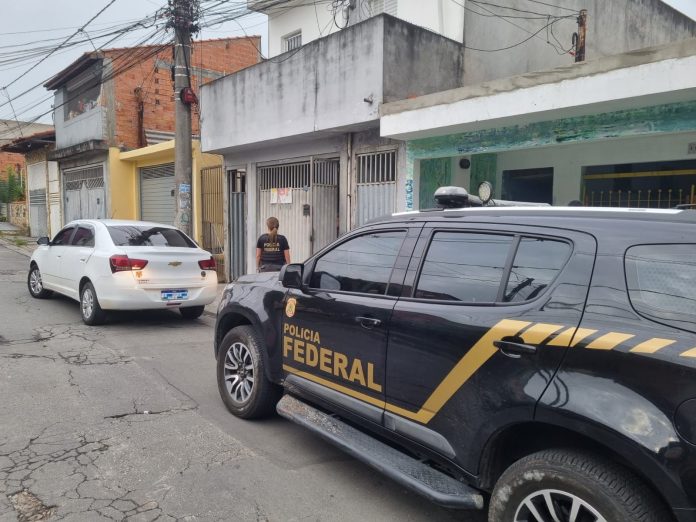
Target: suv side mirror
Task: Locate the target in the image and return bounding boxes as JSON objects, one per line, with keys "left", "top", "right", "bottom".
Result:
{"left": 37, "top": 237, "right": 50, "bottom": 246}
{"left": 280, "top": 263, "right": 304, "bottom": 289}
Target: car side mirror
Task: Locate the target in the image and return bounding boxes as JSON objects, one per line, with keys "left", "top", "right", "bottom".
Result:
{"left": 280, "top": 263, "right": 304, "bottom": 289}
{"left": 37, "top": 237, "right": 50, "bottom": 246}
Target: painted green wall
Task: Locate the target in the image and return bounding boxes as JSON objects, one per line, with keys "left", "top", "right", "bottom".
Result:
{"left": 403, "top": 101, "right": 696, "bottom": 209}
{"left": 419, "top": 158, "right": 452, "bottom": 208}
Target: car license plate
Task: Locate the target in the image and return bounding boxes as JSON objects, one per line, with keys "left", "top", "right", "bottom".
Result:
{"left": 161, "top": 289, "right": 188, "bottom": 301}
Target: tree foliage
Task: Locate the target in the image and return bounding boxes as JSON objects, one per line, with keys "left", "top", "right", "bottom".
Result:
{"left": 0, "top": 166, "right": 24, "bottom": 203}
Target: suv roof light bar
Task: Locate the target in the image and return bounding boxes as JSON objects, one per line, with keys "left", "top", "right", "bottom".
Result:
{"left": 434, "top": 185, "right": 549, "bottom": 209}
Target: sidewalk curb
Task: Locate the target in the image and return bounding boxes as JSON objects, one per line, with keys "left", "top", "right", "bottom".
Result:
{"left": 0, "top": 237, "right": 32, "bottom": 258}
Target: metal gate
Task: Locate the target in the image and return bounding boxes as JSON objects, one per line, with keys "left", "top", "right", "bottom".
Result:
{"left": 201, "top": 165, "right": 225, "bottom": 282}
{"left": 229, "top": 170, "right": 246, "bottom": 280}
{"left": 257, "top": 158, "right": 339, "bottom": 264}
{"left": 140, "top": 163, "right": 175, "bottom": 225}
{"left": 63, "top": 165, "right": 105, "bottom": 222}
{"left": 29, "top": 189, "right": 48, "bottom": 237}
{"left": 355, "top": 150, "right": 396, "bottom": 226}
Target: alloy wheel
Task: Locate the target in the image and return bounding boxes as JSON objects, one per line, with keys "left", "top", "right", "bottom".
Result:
{"left": 223, "top": 341, "right": 255, "bottom": 403}
{"left": 29, "top": 268, "right": 42, "bottom": 294}
{"left": 514, "top": 489, "right": 607, "bottom": 522}
{"left": 82, "top": 287, "right": 94, "bottom": 320}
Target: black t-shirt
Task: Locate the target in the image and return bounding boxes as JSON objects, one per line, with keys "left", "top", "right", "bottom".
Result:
{"left": 257, "top": 233, "right": 290, "bottom": 265}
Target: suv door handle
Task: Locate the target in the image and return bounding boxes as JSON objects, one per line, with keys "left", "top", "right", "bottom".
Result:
{"left": 355, "top": 316, "right": 382, "bottom": 328}
{"left": 494, "top": 339, "right": 537, "bottom": 358}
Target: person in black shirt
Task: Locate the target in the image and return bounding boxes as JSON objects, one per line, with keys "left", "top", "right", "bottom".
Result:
{"left": 256, "top": 217, "right": 291, "bottom": 272}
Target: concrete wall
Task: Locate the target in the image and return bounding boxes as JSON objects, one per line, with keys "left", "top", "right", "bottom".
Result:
{"left": 54, "top": 87, "right": 107, "bottom": 149}
{"left": 202, "top": 17, "right": 385, "bottom": 154}
{"left": 463, "top": 0, "right": 696, "bottom": 86}
{"left": 202, "top": 15, "right": 464, "bottom": 154}
{"left": 382, "top": 15, "right": 464, "bottom": 103}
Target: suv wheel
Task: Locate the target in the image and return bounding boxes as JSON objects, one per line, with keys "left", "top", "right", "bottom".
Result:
{"left": 489, "top": 449, "right": 671, "bottom": 522}
{"left": 80, "top": 282, "right": 107, "bottom": 326}
{"left": 216, "top": 326, "right": 281, "bottom": 419}
{"left": 28, "top": 265, "right": 52, "bottom": 298}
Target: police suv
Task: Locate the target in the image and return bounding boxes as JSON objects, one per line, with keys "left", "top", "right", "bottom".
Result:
{"left": 214, "top": 185, "right": 696, "bottom": 522}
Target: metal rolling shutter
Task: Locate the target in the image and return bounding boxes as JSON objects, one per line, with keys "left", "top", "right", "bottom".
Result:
{"left": 140, "top": 163, "right": 175, "bottom": 225}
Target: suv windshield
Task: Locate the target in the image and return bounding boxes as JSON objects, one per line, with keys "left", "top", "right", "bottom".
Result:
{"left": 107, "top": 225, "right": 196, "bottom": 248}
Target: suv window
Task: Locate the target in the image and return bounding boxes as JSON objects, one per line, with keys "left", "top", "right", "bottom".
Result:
{"left": 52, "top": 227, "right": 75, "bottom": 246}
{"left": 107, "top": 226, "right": 196, "bottom": 248}
{"left": 309, "top": 231, "right": 406, "bottom": 295}
{"left": 625, "top": 244, "right": 696, "bottom": 333}
{"left": 415, "top": 232, "right": 513, "bottom": 302}
{"left": 504, "top": 238, "right": 570, "bottom": 303}
{"left": 71, "top": 226, "right": 95, "bottom": 247}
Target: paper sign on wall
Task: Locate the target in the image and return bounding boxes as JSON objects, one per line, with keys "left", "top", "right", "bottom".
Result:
{"left": 270, "top": 188, "right": 292, "bottom": 204}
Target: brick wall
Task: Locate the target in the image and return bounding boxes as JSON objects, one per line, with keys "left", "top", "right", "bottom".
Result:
{"left": 0, "top": 151, "right": 24, "bottom": 181}
{"left": 108, "top": 37, "right": 261, "bottom": 150}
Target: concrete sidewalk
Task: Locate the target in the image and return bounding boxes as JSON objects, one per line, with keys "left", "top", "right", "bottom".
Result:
{"left": 0, "top": 235, "right": 226, "bottom": 318}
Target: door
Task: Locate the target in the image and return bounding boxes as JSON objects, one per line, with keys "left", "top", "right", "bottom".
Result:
{"left": 201, "top": 165, "right": 225, "bottom": 281}
{"left": 355, "top": 150, "right": 397, "bottom": 226}
{"left": 140, "top": 163, "right": 175, "bottom": 225}
{"left": 257, "top": 158, "right": 339, "bottom": 265}
{"left": 42, "top": 225, "right": 76, "bottom": 290}
{"left": 384, "top": 224, "right": 596, "bottom": 471}
{"left": 281, "top": 228, "right": 410, "bottom": 423}
{"left": 61, "top": 225, "right": 96, "bottom": 298}
{"left": 228, "top": 169, "right": 246, "bottom": 280}
{"left": 29, "top": 189, "right": 48, "bottom": 238}
{"left": 63, "top": 166, "right": 105, "bottom": 222}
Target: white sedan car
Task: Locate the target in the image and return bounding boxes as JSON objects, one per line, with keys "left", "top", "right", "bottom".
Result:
{"left": 28, "top": 219, "right": 218, "bottom": 325}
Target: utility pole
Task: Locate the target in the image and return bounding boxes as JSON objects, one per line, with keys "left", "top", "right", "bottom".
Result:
{"left": 168, "top": 0, "right": 199, "bottom": 236}
{"left": 574, "top": 9, "right": 587, "bottom": 63}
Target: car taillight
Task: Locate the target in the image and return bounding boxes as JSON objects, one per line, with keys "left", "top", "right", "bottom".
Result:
{"left": 109, "top": 255, "right": 149, "bottom": 273}
{"left": 198, "top": 256, "right": 216, "bottom": 270}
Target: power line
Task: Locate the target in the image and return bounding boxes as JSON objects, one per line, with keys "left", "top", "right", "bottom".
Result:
{"left": 523, "top": 0, "right": 579, "bottom": 13}
{"left": 3, "top": 0, "right": 119, "bottom": 91}
{"left": 463, "top": 17, "right": 564, "bottom": 52}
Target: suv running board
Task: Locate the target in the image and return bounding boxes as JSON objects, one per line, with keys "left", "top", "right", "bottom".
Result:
{"left": 276, "top": 395, "right": 484, "bottom": 510}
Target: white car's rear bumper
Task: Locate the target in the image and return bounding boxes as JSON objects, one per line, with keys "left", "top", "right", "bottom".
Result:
{"left": 95, "top": 274, "right": 218, "bottom": 310}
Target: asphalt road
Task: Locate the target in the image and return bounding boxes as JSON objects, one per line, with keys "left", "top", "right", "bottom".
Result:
{"left": 0, "top": 244, "right": 486, "bottom": 522}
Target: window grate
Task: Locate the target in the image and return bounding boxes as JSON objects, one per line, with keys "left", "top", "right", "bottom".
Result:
{"left": 258, "top": 161, "right": 310, "bottom": 190}
{"left": 63, "top": 166, "right": 104, "bottom": 191}
{"left": 283, "top": 31, "right": 302, "bottom": 52}
{"left": 357, "top": 151, "right": 396, "bottom": 185}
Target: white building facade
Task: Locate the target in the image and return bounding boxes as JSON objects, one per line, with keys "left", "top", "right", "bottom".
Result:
{"left": 250, "top": 0, "right": 465, "bottom": 57}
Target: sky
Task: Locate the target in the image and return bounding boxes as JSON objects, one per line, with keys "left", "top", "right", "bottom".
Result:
{"left": 0, "top": 0, "right": 269, "bottom": 124}
{"left": 0, "top": 0, "right": 694, "bottom": 126}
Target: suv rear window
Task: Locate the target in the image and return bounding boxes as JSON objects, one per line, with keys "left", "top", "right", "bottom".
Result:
{"left": 107, "top": 226, "right": 196, "bottom": 248}
{"left": 625, "top": 244, "right": 696, "bottom": 333}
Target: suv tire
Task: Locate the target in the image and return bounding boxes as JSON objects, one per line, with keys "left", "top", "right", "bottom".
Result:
{"left": 216, "top": 326, "right": 281, "bottom": 419}
{"left": 80, "top": 281, "right": 107, "bottom": 326}
{"left": 489, "top": 449, "right": 670, "bottom": 522}
{"left": 28, "top": 265, "right": 52, "bottom": 298}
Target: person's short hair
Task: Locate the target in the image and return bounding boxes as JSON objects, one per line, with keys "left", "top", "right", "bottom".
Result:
{"left": 567, "top": 200, "right": 583, "bottom": 206}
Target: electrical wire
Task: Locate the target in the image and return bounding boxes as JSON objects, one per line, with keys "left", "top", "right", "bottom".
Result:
{"left": 3, "top": 0, "right": 118, "bottom": 91}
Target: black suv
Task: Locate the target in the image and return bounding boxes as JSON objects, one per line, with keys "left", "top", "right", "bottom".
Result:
{"left": 214, "top": 206, "right": 696, "bottom": 522}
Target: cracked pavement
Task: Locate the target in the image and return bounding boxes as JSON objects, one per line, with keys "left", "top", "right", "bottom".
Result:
{"left": 0, "top": 245, "right": 483, "bottom": 521}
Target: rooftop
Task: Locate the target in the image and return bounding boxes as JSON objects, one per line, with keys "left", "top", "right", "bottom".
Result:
{"left": 0, "top": 120, "right": 54, "bottom": 147}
